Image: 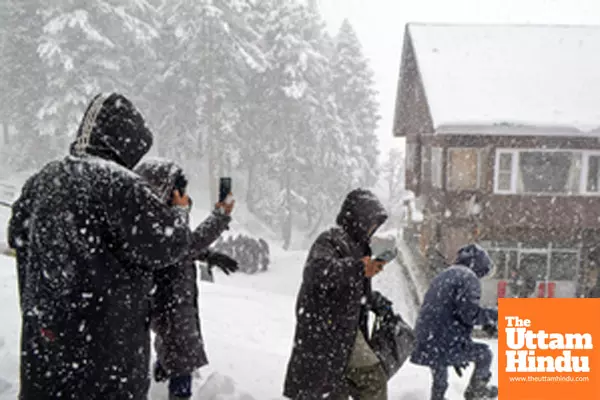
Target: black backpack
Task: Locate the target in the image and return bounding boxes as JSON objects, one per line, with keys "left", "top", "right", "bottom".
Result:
{"left": 369, "top": 311, "right": 416, "bottom": 380}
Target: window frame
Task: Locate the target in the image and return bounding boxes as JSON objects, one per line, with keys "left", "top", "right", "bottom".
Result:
{"left": 446, "top": 147, "right": 481, "bottom": 191}
{"left": 484, "top": 242, "right": 581, "bottom": 283}
{"left": 493, "top": 148, "right": 600, "bottom": 196}
{"left": 581, "top": 151, "right": 600, "bottom": 195}
{"left": 494, "top": 149, "right": 518, "bottom": 194}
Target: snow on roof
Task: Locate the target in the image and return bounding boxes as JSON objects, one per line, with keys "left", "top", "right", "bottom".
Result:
{"left": 434, "top": 123, "right": 600, "bottom": 137}
{"left": 408, "top": 23, "right": 600, "bottom": 135}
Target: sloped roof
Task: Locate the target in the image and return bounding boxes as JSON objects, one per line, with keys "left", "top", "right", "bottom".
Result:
{"left": 407, "top": 23, "right": 600, "bottom": 135}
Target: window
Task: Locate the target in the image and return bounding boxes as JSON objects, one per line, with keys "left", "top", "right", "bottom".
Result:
{"left": 519, "top": 253, "right": 549, "bottom": 281}
{"left": 550, "top": 252, "right": 578, "bottom": 281}
{"left": 518, "top": 151, "right": 581, "bottom": 194}
{"left": 447, "top": 148, "right": 480, "bottom": 190}
{"left": 494, "top": 149, "right": 592, "bottom": 195}
{"left": 495, "top": 151, "right": 515, "bottom": 192}
{"left": 583, "top": 153, "right": 600, "bottom": 194}
{"left": 484, "top": 243, "right": 580, "bottom": 284}
{"left": 431, "top": 147, "right": 443, "bottom": 188}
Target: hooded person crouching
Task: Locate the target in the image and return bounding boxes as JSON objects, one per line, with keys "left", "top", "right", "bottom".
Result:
{"left": 134, "top": 159, "right": 238, "bottom": 400}
{"left": 283, "top": 189, "right": 392, "bottom": 400}
{"left": 411, "top": 244, "right": 499, "bottom": 400}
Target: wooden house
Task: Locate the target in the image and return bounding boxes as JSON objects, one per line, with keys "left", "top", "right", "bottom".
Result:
{"left": 393, "top": 23, "right": 600, "bottom": 303}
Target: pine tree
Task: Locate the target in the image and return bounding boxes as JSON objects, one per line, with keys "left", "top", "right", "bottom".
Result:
{"left": 254, "top": 0, "right": 332, "bottom": 249}
{"left": 234, "top": 0, "right": 277, "bottom": 214}
{"left": 332, "top": 19, "right": 381, "bottom": 188}
{"left": 0, "top": 1, "right": 11, "bottom": 147}
{"left": 1, "top": 0, "right": 50, "bottom": 170}
{"left": 153, "top": 0, "right": 265, "bottom": 207}
{"left": 198, "top": 0, "right": 266, "bottom": 208}
{"left": 145, "top": 0, "right": 203, "bottom": 161}
{"left": 296, "top": 5, "right": 350, "bottom": 239}
{"left": 37, "top": 0, "right": 159, "bottom": 151}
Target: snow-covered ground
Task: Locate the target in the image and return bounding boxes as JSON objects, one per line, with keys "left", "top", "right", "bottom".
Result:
{"left": 0, "top": 242, "right": 498, "bottom": 399}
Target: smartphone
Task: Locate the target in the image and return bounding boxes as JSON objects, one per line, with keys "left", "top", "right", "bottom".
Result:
{"left": 174, "top": 174, "right": 187, "bottom": 196}
{"left": 219, "top": 177, "right": 232, "bottom": 203}
{"left": 373, "top": 248, "right": 398, "bottom": 263}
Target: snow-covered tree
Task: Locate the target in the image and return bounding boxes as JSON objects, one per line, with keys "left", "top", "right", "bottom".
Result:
{"left": 1, "top": 0, "right": 382, "bottom": 247}
{"left": 196, "top": 0, "right": 266, "bottom": 207}
{"left": 252, "top": 0, "right": 337, "bottom": 249}
{"left": 297, "top": 9, "right": 351, "bottom": 238}
{"left": 0, "top": 0, "right": 49, "bottom": 170}
{"left": 381, "top": 147, "right": 406, "bottom": 213}
{"left": 37, "top": 0, "right": 159, "bottom": 148}
{"left": 332, "top": 19, "right": 381, "bottom": 188}
{"left": 145, "top": 0, "right": 206, "bottom": 162}
{"left": 150, "top": 0, "right": 266, "bottom": 207}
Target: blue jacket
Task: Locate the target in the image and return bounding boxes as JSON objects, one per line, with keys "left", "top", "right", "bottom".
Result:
{"left": 410, "top": 261, "right": 497, "bottom": 367}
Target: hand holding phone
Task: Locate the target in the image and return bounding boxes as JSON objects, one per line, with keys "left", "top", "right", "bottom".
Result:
{"left": 216, "top": 177, "right": 234, "bottom": 215}
{"left": 373, "top": 248, "right": 398, "bottom": 263}
{"left": 362, "top": 256, "right": 385, "bottom": 278}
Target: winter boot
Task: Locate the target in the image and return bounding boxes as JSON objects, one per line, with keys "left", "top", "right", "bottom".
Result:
{"left": 464, "top": 375, "right": 498, "bottom": 400}
{"left": 168, "top": 395, "right": 190, "bottom": 400}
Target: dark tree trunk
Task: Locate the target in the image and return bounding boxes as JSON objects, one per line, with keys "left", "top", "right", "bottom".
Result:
{"left": 2, "top": 122, "right": 9, "bottom": 145}
{"left": 282, "top": 167, "right": 293, "bottom": 250}
{"left": 246, "top": 162, "right": 256, "bottom": 213}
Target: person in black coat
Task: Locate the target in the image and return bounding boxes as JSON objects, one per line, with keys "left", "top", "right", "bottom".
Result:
{"left": 587, "top": 270, "right": 600, "bottom": 298}
{"left": 283, "top": 189, "right": 391, "bottom": 400}
{"left": 135, "top": 159, "right": 237, "bottom": 400}
{"left": 8, "top": 93, "right": 192, "bottom": 400}
{"left": 586, "top": 255, "right": 600, "bottom": 298}
{"left": 411, "top": 244, "right": 498, "bottom": 400}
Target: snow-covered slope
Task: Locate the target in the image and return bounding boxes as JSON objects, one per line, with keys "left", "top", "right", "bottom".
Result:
{"left": 0, "top": 249, "right": 498, "bottom": 399}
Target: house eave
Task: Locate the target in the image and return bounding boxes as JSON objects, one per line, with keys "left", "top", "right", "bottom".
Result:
{"left": 434, "top": 123, "right": 600, "bottom": 138}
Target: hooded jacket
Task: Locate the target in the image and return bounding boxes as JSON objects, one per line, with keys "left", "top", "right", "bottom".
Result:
{"left": 411, "top": 244, "right": 498, "bottom": 367}
{"left": 134, "top": 159, "right": 231, "bottom": 377}
{"left": 8, "top": 93, "right": 191, "bottom": 400}
{"left": 283, "top": 189, "right": 388, "bottom": 400}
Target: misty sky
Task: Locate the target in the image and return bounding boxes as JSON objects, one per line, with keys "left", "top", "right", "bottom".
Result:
{"left": 318, "top": 0, "right": 600, "bottom": 155}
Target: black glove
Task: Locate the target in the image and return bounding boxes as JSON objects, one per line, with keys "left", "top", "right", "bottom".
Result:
{"left": 482, "top": 322, "right": 498, "bottom": 337}
{"left": 369, "top": 291, "right": 393, "bottom": 316}
{"left": 206, "top": 251, "right": 239, "bottom": 275}
{"left": 453, "top": 362, "right": 469, "bottom": 377}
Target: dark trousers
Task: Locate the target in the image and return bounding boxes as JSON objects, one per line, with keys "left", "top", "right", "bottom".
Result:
{"left": 430, "top": 342, "right": 492, "bottom": 400}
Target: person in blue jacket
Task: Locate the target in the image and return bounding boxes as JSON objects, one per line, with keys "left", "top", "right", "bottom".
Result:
{"left": 411, "top": 244, "right": 498, "bottom": 400}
